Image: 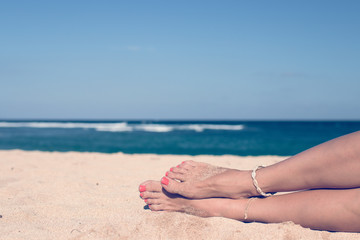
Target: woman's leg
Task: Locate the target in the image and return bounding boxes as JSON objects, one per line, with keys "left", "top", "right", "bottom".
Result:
{"left": 249, "top": 188, "right": 360, "bottom": 232}
{"left": 140, "top": 181, "right": 360, "bottom": 232}
{"left": 159, "top": 131, "right": 360, "bottom": 198}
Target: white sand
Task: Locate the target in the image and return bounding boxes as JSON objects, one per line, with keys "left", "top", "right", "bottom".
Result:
{"left": 0, "top": 150, "right": 358, "bottom": 239}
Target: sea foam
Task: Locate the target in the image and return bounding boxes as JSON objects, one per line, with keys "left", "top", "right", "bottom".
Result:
{"left": 0, "top": 122, "right": 132, "bottom": 132}
{"left": 0, "top": 122, "right": 244, "bottom": 133}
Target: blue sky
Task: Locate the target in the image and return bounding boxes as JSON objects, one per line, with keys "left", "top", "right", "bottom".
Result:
{"left": 1, "top": 1, "right": 359, "bottom": 120}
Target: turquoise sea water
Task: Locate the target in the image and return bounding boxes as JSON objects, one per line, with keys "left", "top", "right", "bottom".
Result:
{"left": 0, "top": 120, "right": 359, "bottom": 156}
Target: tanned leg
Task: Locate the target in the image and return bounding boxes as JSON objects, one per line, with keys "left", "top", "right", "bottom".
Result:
{"left": 140, "top": 181, "right": 360, "bottom": 232}
{"left": 248, "top": 188, "right": 360, "bottom": 232}
{"left": 160, "top": 131, "right": 360, "bottom": 198}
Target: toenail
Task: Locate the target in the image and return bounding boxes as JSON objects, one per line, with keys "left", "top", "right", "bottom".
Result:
{"left": 139, "top": 185, "right": 146, "bottom": 192}
{"left": 170, "top": 168, "right": 173, "bottom": 172}
{"left": 140, "top": 193, "right": 144, "bottom": 198}
{"left": 182, "top": 161, "right": 185, "bottom": 164}
{"left": 161, "top": 177, "right": 169, "bottom": 185}
{"left": 165, "top": 172, "right": 169, "bottom": 176}
{"left": 176, "top": 165, "right": 180, "bottom": 168}
{"left": 144, "top": 199, "right": 147, "bottom": 203}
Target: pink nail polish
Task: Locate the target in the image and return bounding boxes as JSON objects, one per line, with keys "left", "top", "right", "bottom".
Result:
{"left": 170, "top": 168, "right": 173, "bottom": 172}
{"left": 182, "top": 161, "right": 185, "bottom": 164}
{"left": 176, "top": 165, "right": 180, "bottom": 168}
{"left": 140, "top": 193, "right": 144, "bottom": 197}
{"left": 165, "top": 172, "right": 169, "bottom": 176}
{"left": 139, "top": 185, "right": 146, "bottom": 192}
{"left": 161, "top": 177, "right": 169, "bottom": 185}
{"left": 144, "top": 199, "right": 148, "bottom": 203}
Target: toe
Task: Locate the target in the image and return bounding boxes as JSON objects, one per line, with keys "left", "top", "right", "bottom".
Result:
{"left": 167, "top": 171, "right": 186, "bottom": 181}
{"left": 184, "top": 160, "right": 197, "bottom": 166}
{"left": 146, "top": 198, "right": 162, "bottom": 205}
{"left": 149, "top": 204, "right": 163, "bottom": 211}
{"left": 161, "top": 177, "right": 186, "bottom": 195}
{"left": 142, "top": 180, "right": 162, "bottom": 192}
{"left": 171, "top": 166, "right": 187, "bottom": 174}
{"left": 181, "top": 160, "right": 195, "bottom": 168}
{"left": 181, "top": 164, "right": 194, "bottom": 170}
{"left": 141, "top": 191, "right": 162, "bottom": 199}
{"left": 139, "top": 180, "right": 153, "bottom": 192}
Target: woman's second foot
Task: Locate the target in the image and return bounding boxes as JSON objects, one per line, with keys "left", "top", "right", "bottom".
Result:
{"left": 160, "top": 160, "right": 257, "bottom": 199}
{"left": 138, "top": 180, "right": 249, "bottom": 219}
{"left": 139, "top": 180, "right": 214, "bottom": 216}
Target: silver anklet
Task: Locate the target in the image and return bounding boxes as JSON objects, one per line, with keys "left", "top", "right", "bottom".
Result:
{"left": 244, "top": 197, "right": 256, "bottom": 221}
{"left": 251, "top": 165, "right": 273, "bottom": 197}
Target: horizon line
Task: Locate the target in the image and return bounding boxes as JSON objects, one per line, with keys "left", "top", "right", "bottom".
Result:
{"left": 0, "top": 118, "right": 360, "bottom": 122}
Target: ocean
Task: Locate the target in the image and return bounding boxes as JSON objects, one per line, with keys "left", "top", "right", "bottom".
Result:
{"left": 0, "top": 120, "right": 359, "bottom": 156}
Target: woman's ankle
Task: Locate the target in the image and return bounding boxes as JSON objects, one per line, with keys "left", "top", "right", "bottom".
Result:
{"left": 206, "top": 169, "right": 258, "bottom": 198}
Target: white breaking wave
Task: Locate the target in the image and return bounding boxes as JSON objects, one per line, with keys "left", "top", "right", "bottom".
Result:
{"left": 177, "top": 124, "right": 244, "bottom": 132}
{"left": 134, "top": 124, "right": 174, "bottom": 132}
{"left": 0, "top": 122, "right": 132, "bottom": 132}
{"left": 0, "top": 122, "right": 244, "bottom": 133}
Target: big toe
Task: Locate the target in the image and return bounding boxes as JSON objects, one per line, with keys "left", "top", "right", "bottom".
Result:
{"left": 139, "top": 180, "right": 162, "bottom": 193}
{"left": 161, "top": 177, "right": 189, "bottom": 196}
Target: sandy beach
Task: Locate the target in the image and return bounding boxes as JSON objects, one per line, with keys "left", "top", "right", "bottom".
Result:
{"left": 0, "top": 150, "right": 358, "bottom": 240}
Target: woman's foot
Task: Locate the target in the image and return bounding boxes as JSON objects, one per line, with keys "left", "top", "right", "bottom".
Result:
{"left": 138, "top": 180, "right": 193, "bottom": 214}
{"left": 160, "top": 160, "right": 257, "bottom": 199}
{"left": 139, "top": 181, "right": 360, "bottom": 232}
{"left": 138, "top": 180, "right": 249, "bottom": 219}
